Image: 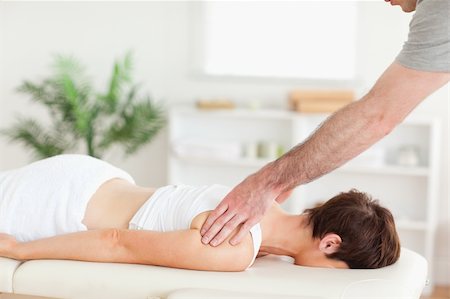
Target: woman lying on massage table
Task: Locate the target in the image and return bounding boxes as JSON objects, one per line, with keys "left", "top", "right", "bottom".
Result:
{"left": 0, "top": 154, "right": 400, "bottom": 271}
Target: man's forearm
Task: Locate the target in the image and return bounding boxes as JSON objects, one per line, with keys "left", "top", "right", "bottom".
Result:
{"left": 259, "top": 96, "right": 392, "bottom": 193}
{"left": 257, "top": 63, "right": 449, "bottom": 194}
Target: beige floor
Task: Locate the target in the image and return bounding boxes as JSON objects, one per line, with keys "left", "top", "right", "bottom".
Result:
{"left": 1, "top": 287, "right": 448, "bottom": 299}
{"left": 0, "top": 295, "right": 56, "bottom": 299}
{"left": 421, "top": 286, "right": 450, "bottom": 299}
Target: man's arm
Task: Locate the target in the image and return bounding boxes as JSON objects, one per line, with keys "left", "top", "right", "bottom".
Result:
{"left": 201, "top": 62, "right": 450, "bottom": 246}
{"left": 265, "top": 62, "right": 449, "bottom": 189}
{"left": 4, "top": 227, "right": 254, "bottom": 271}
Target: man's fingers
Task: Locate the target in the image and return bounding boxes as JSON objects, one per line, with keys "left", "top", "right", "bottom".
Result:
{"left": 200, "top": 203, "right": 228, "bottom": 236}
{"left": 201, "top": 210, "right": 235, "bottom": 245}
{"left": 209, "top": 214, "right": 245, "bottom": 247}
{"left": 229, "top": 219, "right": 257, "bottom": 246}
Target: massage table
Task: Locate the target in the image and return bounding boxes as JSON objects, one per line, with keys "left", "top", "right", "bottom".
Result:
{"left": 0, "top": 247, "right": 427, "bottom": 299}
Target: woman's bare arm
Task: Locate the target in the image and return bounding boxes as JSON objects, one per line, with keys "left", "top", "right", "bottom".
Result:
{"left": 5, "top": 227, "right": 254, "bottom": 271}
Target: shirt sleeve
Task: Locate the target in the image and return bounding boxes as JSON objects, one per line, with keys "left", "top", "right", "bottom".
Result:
{"left": 247, "top": 223, "right": 262, "bottom": 269}
{"left": 396, "top": 0, "right": 450, "bottom": 73}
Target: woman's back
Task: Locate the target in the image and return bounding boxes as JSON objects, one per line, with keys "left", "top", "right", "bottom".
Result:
{"left": 83, "top": 178, "right": 155, "bottom": 230}
{"left": 129, "top": 184, "right": 230, "bottom": 231}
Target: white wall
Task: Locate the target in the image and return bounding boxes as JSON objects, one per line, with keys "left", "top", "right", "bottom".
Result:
{"left": 0, "top": 1, "right": 448, "bottom": 284}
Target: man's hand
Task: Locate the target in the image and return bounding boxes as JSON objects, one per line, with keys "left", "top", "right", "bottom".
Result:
{"left": 200, "top": 174, "right": 278, "bottom": 246}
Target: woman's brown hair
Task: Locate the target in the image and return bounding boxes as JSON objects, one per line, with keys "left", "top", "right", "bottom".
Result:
{"left": 304, "top": 189, "right": 401, "bottom": 269}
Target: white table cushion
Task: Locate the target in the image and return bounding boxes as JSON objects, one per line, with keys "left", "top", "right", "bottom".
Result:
{"left": 0, "top": 257, "right": 23, "bottom": 293}
{"left": 11, "top": 248, "right": 427, "bottom": 299}
{"left": 167, "top": 288, "right": 324, "bottom": 299}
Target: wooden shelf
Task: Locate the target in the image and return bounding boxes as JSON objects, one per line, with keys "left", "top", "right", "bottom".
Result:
{"left": 170, "top": 106, "right": 437, "bottom": 125}
{"left": 172, "top": 155, "right": 429, "bottom": 176}
{"left": 171, "top": 155, "right": 274, "bottom": 168}
{"left": 171, "top": 107, "right": 296, "bottom": 121}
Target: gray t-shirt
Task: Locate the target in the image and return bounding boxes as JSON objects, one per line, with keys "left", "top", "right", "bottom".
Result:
{"left": 396, "top": 0, "right": 450, "bottom": 72}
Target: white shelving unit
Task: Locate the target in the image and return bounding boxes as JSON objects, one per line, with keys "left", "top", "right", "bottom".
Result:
{"left": 168, "top": 106, "right": 440, "bottom": 294}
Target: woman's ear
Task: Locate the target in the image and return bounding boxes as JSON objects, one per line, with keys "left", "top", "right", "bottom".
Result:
{"left": 319, "top": 233, "right": 342, "bottom": 255}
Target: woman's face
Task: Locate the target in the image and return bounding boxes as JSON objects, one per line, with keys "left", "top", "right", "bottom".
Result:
{"left": 294, "top": 254, "right": 349, "bottom": 269}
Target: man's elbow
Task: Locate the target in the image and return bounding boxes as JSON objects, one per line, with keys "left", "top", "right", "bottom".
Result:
{"left": 360, "top": 95, "right": 401, "bottom": 140}
{"left": 371, "top": 111, "right": 398, "bottom": 139}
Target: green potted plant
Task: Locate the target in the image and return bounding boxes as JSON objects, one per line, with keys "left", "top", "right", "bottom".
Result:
{"left": 2, "top": 52, "right": 165, "bottom": 159}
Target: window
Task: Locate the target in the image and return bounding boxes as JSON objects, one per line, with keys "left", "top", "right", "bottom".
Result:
{"left": 201, "top": 1, "right": 357, "bottom": 80}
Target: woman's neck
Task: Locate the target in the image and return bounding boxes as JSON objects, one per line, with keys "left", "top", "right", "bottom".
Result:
{"left": 259, "top": 203, "right": 311, "bottom": 258}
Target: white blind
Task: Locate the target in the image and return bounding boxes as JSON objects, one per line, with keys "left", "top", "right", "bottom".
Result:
{"left": 202, "top": 1, "right": 357, "bottom": 80}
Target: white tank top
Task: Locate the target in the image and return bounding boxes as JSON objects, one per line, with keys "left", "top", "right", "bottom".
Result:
{"left": 129, "top": 184, "right": 262, "bottom": 269}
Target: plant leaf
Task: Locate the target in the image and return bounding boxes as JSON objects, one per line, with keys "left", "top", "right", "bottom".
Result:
{"left": 0, "top": 117, "right": 71, "bottom": 159}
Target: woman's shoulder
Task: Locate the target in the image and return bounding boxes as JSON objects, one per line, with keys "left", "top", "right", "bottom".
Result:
{"left": 190, "top": 211, "right": 260, "bottom": 269}
{"left": 190, "top": 211, "right": 211, "bottom": 230}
